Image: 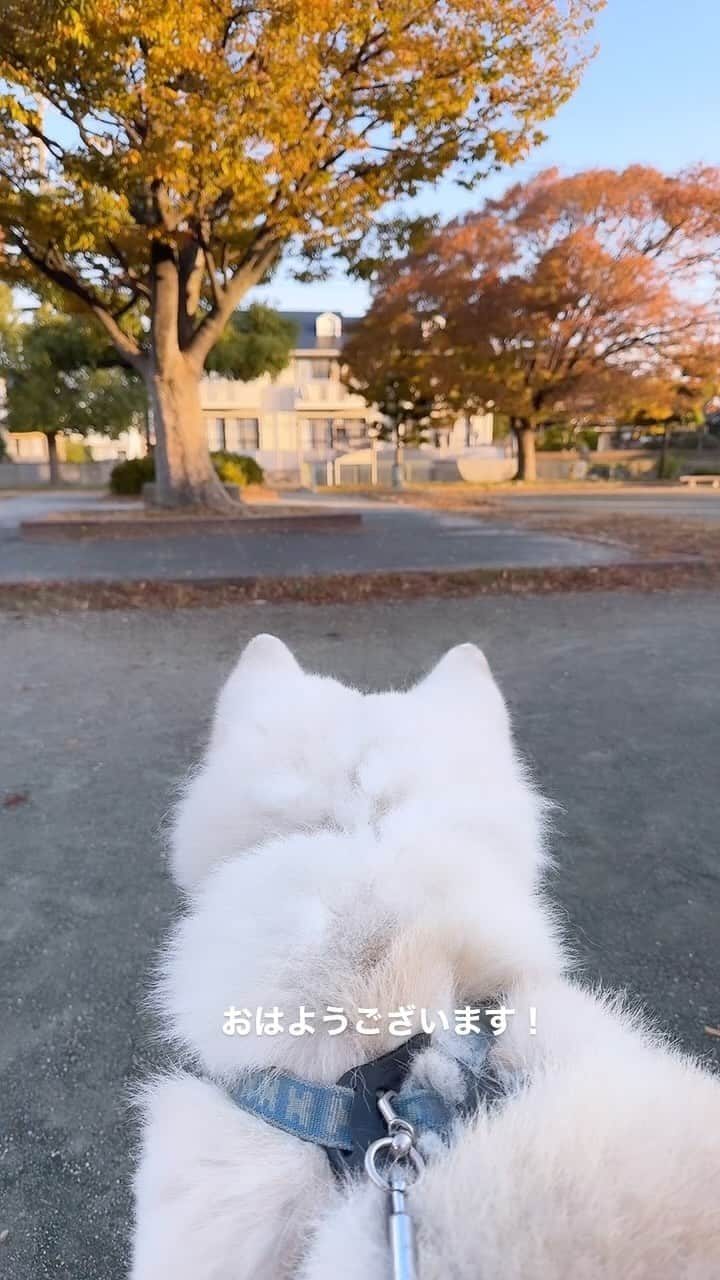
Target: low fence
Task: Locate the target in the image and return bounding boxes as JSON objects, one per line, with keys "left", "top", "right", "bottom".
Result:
{"left": 538, "top": 449, "right": 720, "bottom": 480}
{"left": 4, "top": 448, "right": 717, "bottom": 492}
{"left": 0, "top": 461, "right": 116, "bottom": 488}
{"left": 303, "top": 452, "right": 518, "bottom": 487}
{"left": 304, "top": 454, "right": 548, "bottom": 486}
{"left": 586, "top": 449, "right": 718, "bottom": 479}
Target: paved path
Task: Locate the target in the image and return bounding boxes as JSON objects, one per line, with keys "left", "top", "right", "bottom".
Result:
{"left": 2, "top": 591, "right": 719, "bottom": 1278}
{"left": 0, "top": 492, "right": 633, "bottom": 582}
{"left": 0, "top": 490, "right": 139, "bottom": 530}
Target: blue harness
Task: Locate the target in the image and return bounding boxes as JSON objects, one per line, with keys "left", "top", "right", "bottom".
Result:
{"left": 229, "top": 1027, "right": 503, "bottom": 1179}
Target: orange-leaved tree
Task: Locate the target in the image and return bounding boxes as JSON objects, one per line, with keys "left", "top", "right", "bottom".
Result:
{"left": 0, "top": 0, "right": 600, "bottom": 508}
{"left": 609, "top": 340, "right": 720, "bottom": 473}
{"left": 349, "top": 166, "right": 720, "bottom": 480}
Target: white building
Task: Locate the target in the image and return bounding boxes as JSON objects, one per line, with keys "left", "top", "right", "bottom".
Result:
{"left": 200, "top": 311, "right": 375, "bottom": 480}
{"left": 4, "top": 310, "right": 495, "bottom": 476}
{"left": 200, "top": 310, "right": 494, "bottom": 480}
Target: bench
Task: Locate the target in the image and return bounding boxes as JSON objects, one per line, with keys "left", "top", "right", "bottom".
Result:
{"left": 679, "top": 474, "right": 720, "bottom": 488}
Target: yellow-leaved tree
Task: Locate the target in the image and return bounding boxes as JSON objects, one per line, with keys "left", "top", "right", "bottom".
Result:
{"left": 0, "top": 0, "right": 599, "bottom": 508}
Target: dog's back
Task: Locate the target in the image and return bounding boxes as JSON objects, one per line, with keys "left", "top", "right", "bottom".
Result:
{"left": 133, "top": 637, "right": 720, "bottom": 1279}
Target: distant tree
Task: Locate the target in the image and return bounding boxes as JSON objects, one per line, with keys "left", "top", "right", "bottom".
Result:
{"left": 343, "top": 306, "right": 446, "bottom": 454}
{"left": 1, "top": 307, "right": 145, "bottom": 483}
{"left": 0, "top": 0, "right": 600, "bottom": 508}
{"left": 612, "top": 343, "right": 720, "bottom": 472}
{"left": 353, "top": 166, "right": 720, "bottom": 480}
{"left": 207, "top": 306, "right": 297, "bottom": 381}
{"left": 1, "top": 298, "right": 295, "bottom": 482}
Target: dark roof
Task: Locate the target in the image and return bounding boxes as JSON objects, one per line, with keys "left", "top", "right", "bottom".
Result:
{"left": 278, "top": 310, "right": 362, "bottom": 350}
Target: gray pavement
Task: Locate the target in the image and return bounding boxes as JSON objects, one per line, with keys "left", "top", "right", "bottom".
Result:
{"left": 2, "top": 591, "right": 719, "bottom": 1278}
{"left": 0, "top": 493, "right": 633, "bottom": 583}
{"left": 4, "top": 485, "right": 720, "bottom": 585}
{"left": 0, "top": 490, "right": 140, "bottom": 531}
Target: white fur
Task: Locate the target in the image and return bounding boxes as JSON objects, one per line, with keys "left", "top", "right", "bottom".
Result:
{"left": 133, "top": 636, "right": 720, "bottom": 1279}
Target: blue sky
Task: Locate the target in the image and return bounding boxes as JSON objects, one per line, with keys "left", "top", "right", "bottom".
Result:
{"left": 254, "top": 0, "right": 720, "bottom": 316}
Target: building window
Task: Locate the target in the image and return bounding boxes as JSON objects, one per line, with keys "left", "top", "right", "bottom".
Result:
{"left": 300, "top": 419, "right": 332, "bottom": 450}
{"left": 294, "top": 357, "right": 337, "bottom": 383}
{"left": 208, "top": 417, "right": 226, "bottom": 451}
{"left": 226, "top": 417, "right": 260, "bottom": 453}
{"left": 331, "top": 419, "right": 369, "bottom": 448}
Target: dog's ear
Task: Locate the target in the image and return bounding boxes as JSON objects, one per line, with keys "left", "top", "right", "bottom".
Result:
{"left": 237, "top": 633, "right": 301, "bottom": 675}
{"left": 421, "top": 643, "right": 491, "bottom": 690}
{"left": 210, "top": 635, "right": 302, "bottom": 745}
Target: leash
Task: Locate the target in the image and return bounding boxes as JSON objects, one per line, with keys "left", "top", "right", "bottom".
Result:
{"left": 229, "top": 1026, "right": 506, "bottom": 1280}
{"left": 364, "top": 1090, "right": 427, "bottom": 1280}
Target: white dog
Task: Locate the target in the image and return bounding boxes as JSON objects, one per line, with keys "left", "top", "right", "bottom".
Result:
{"left": 132, "top": 635, "right": 720, "bottom": 1279}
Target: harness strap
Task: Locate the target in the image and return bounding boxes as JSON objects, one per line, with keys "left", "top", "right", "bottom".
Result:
{"left": 229, "top": 1026, "right": 500, "bottom": 1161}
{"left": 229, "top": 1068, "right": 457, "bottom": 1151}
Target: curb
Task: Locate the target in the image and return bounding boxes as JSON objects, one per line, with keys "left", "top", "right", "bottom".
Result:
{"left": 0, "top": 558, "right": 717, "bottom": 612}
{"left": 19, "top": 511, "right": 363, "bottom": 539}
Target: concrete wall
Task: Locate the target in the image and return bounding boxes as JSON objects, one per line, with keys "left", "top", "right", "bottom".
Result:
{"left": 457, "top": 456, "right": 518, "bottom": 484}
{"left": 535, "top": 452, "right": 589, "bottom": 480}
{"left": 0, "top": 461, "right": 115, "bottom": 488}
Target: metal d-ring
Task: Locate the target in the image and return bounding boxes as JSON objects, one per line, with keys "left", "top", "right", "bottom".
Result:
{"left": 364, "top": 1135, "right": 425, "bottom": 1192}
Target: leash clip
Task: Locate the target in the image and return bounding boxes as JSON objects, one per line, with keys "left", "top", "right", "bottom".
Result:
{"left": 365, "top": 1092, "right": 424, "bottom": 1280}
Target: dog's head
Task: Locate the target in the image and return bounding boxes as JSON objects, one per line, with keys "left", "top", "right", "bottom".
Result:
{"left": 171, "top": 635, "right": 548, "bottom": 895}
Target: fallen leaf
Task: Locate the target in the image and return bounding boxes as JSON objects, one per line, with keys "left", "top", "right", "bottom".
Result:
{"left": 3, "top": 791, "right": 29, "bottom": 809}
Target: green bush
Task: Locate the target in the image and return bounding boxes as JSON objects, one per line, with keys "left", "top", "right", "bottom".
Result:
{"left": 657, "top": 453, "right": 682, "bottom": 480}
{"left": 537, "top": 425, "right": 598, "bottom": 452}
{"left": 211, "top": 451, "right": 264, "bottom": 486}
{"left": 109, "top": 454, "right": 155, "bottom": 494}
{"left": 109, "top": 450, "right": 264, "bottom": 495}
{"left": 537, "top": 425, "right": 571, "bottom": 452}
{"left": 691, "top": 463, "right": 720, "bottom": 476}
{"left": 578, "top": 428, "right": 599, "bottom": 451}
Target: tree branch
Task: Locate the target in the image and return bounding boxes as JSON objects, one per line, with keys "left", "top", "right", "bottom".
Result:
{"left": 107, "top": 239, "right": 152, "bottom": 300}
{"left": 201, "top": 244, "right": 224, "bottom": 312}
{"left": 151, "top": 179, "right": 178, "bottom": 233}
{"left": 184, "top": 234, "right": 282, "bottom": 370}
{"left": 11, "top": 233, "right": 146, "bottom": 372}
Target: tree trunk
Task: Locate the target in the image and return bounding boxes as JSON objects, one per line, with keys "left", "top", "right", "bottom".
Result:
{"left": 392, "top": 423, "right": 405, "bottom": 489}
{"left": 659, "top": 421, "right": 673, "bottom": 479}
{"left": 514, "top": 420, "right": 537, "bottom": 482}
{"left": 146, "top": 357, "right": 236, "bottom": 510}
{"left": 148, "top": 239, "right": 239, "bottom": 512}
{"left": 46, "top": 432, "right": 61, "bottom": 487}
